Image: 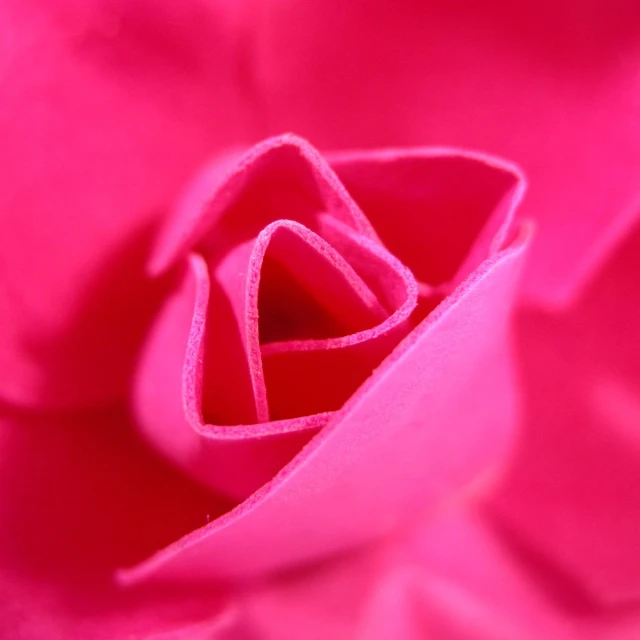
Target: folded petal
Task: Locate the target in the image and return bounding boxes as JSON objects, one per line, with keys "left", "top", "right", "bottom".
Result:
{"left": 134, "top": 217, "right": 417, "bottom": 498}
{"left": 0, "top": 0, "right": 256, "bottom": 408}
{"left": 329, "top": 149, "right": 524, "bottom": 291}
{"left": 124, "top": 220, "right": 530, "bottom": 584}
{"left": 134, "top": 249, "right": 330, "bottom": 500}
{"left": 262, "top": 219, "right": 417, "bottom": 420}
{"left": 151, "top": 134, "right": 378, "bottom": 274}
{"left": 135, "top": 135, "right": 527, "bottom": 505}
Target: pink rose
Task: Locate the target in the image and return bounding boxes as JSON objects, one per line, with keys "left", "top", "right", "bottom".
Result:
{"left": 127, "top": 133, "right": 528, "bottom": 581}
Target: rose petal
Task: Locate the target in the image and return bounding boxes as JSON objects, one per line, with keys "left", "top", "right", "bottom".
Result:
{"left": 134, "top": 251, "right": 330, "bottom": 500}
{"left": 150, "top": 134, "right": 379, "bottom": 275}
{"left": 135, "top": 219, "right": 416, "bottom": 498}
{"left": 329, "top": 148, "right": 524, "bottom": 290}
{"left": 489, "top": 204, "right": 640, "bottom": 605}
{"left": 356, "top": 509, "right": 575, "bottom": 640}
{"left": 0, "top": 403, "right": 234, "bottom": 639}
{"left": 0, "top": 0, "right": 256, "bottom": 408}
{"left": 206, "top": 220, "right": 389, "bottom": 425}
{"left": 236, "top": 506, "right": 579, "bottom": 640}
{"left": 258, "top": 222, "right": 388, "bottom": 344}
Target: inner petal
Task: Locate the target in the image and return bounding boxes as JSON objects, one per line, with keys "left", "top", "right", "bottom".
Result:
{"left": 201, "top": 220, "right": 387, "bottom": 426}
{"left": 330, "top": 152, "right": 522, "bottom": 289}
{"left": 258, "top": 222, "right": 388, "bottom": 343}
{"left": 262, "top": 227, "right": 418, "bottom": 421}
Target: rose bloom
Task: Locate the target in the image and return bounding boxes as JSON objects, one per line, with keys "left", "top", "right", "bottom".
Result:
{"left": 1, "top": 2, "right": 639, "bottom": 640}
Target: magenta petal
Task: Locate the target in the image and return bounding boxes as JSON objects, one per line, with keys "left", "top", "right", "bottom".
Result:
{"left": 203, "top": 218, "right": 394, "bottom": 425}
{"left": 352, "top": 515, "right": 571, "bottom": 640}
{"left": 240, "top": 544, "right": 385, "bottom": 640}
{"left": 123, "top": 223, "right": 530, "bottom": 584}
{"left": 489, "top": 205, "right": 640, "bottom": 605}
{"left": 329, "top": 148, "right": 524, "bottom": 290}
{"left": 134, "top": 250, "right": 331, "bottom": 500}
{"left": 262, "top": 221, "right": 417, "bottom": 419}
{"left": 239, "top": 506, "right": 639, "bottom": 639}
{"left": 151, "top": 134, "right": 379, "bottom": 275}
{"left": 257, "top": 222, "right": 388, "bottom": 343}
{"left": 134, "top": 218, "right": 417, "bottom": 498}
{"left": 230, "top": 506, "right": 580, "bottom": 640}
{"left": 0, "top": 0, "right": 256, "bottom": 408}
{"left": 386, "top": 508, "right": 576, "bottom": 640}
{"left": 0, "top": 404, "right": 234, "bottom": 639}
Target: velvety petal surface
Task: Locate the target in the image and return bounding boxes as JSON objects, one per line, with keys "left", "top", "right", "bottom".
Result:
{"left": 0, "top": 0, "right": 256, "bottom": 408}
{"left": 489, "top": 204, "right": 640, "bottom": 605}
{"left": 0, "top": 404, "right": 236, "bottom": 639}
{"left": 235, "top": 505, "right": 584, "bottom": 640}
{"left": 329, "top": 149, "right": 523, "bottom": 291}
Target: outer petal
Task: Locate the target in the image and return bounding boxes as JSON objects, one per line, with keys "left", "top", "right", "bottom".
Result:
{"left": 235, "top": 506, "right": 582, "bottom": 640}
{"left": 252, "top": 0, "right": 640, "bottom": 304}
{"left": 0, "top": 0, "right": 256, "bottom": 408}
{"left": 0, "top": 404, "right": 235, "bottom": 639}
{"left": 238, "top": 543, "right": 386, "bottom": 640}
{"left": 121, "top": 220, "right": 530, "bottom": 584}
{"left": 489, "top": 204, "right": 640, "bottom": 604}
{"left": 357, "top": 508, "right": 576, "bottom": 640}
{"left": 150, "top": 133, "right": 379, "bottom": 274}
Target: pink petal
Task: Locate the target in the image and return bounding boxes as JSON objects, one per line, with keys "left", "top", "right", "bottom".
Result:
{"left": 237, "top": 506, "right": 581, "bottom": 640}
{"left": 134, "top": 250, "right": 330, "bottom": 500}
{"left": 133, "top": 136, "right": 526, "bottom": 506}
{"left": 151, "top": 134, "right": 378, "bottom": 275}
{"left": 207, "top": 219, "right": 391, "bottom": 425}
{"left": 0, "top": 404, "right": 235, "bottom": 639}
{"left": 262, "top": 219, "right": 417, "bottom": 420}
{"left": 257, "top": 222, "right": 388, "bottom": 343}
{"left": 135, "top": 219, "right": 416, "bottom": 498}
{"left": 382, "top": 507, "right": 576, "bottom": 640}
{"left": 489, "top": 204, "right": 640, "bottom": 604}
{"left": 240, "top": 544, "right": 386, "bottom": 640}
{"left": 0, "top": 0, "right": 255, "bottom": 408}
{"left": 329, "top": 149, "right": 524, "bottom": 290}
